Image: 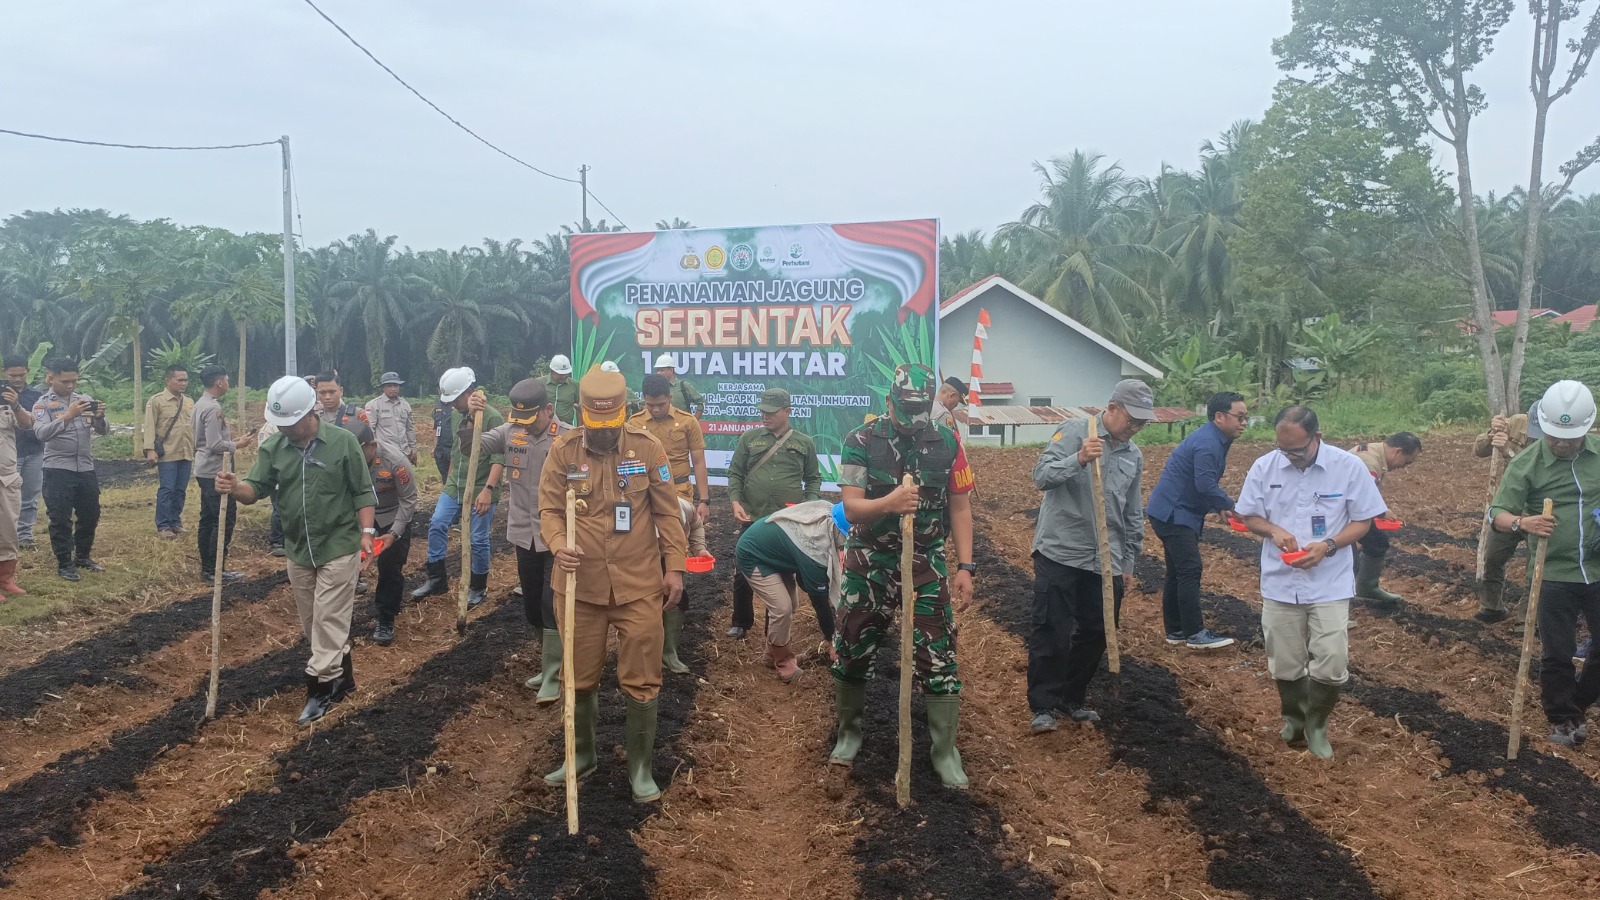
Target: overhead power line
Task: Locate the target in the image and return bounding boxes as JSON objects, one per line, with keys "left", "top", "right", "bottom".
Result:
{"left": 296, "top": 0, "right": 630, "bottom": 230}
{"left": 0, "top": 128, "right": 280, "bottom": 151}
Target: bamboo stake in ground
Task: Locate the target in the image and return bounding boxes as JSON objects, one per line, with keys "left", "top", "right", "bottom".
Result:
{"left": 455, "top": 395, "right": 486, "bottom": 636}
{"left": 1508, "top": 497, "right": 1554, "bottom": 760}
{"left": 204, "top": 452, "right": 235, "bottom": 720}
{"left": 563, "top": 487, "right": 580, "bottom": 834}
{"left": 1474, "top": 448, "right": 1507, "bottom": 583}
{"left": 1087, "top": 415, "right": 1121, "bottom": 696}
{"left": 895, "top": 472, "right": 916, "bottom": 809}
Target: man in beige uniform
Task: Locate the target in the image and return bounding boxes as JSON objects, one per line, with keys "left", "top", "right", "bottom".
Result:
{"left": 540, "top": 366, "right": 687, "bottom": 803}
{"left": 1349, "top": 433, "right": 1421, "bottom": 606}
{"left": 0, "top": 379, "right": 30, "bottom": 599}
{"left": 1475, "top": 405, "right": 1542, "bottom": 623}
{"left": 143, "top": 364, "right": 194, "bottom": 537}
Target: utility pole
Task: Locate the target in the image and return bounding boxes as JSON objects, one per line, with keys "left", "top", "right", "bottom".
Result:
{"left": 280, "top": 135, "right": 298, "bottom": 377}
{"left": 579, "top": 164, "right": 589, "bottom": 230}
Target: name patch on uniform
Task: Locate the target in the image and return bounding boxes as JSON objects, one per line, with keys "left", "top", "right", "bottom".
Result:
{"left": 567, "top": 464, "right": 589, "bottom": 481}
{"left": 658, "top": 463, "right": 671, "bottom": 481}
{"left": 618, "top": 461, "right": 647, "bottom": 477}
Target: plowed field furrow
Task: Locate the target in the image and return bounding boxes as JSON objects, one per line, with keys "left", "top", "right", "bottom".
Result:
{"left": 973, "top": 534, "right": 1379, "bottom": 900}
{"left": 0, "top": 644, "right": 302, "bottom": 877}
{"left": 112, "top": 600, "right": 524, "bottom": 900}
{"left": 0, "top": 572, "right": 287, "bottom": 719}
{"left": 475, "top": 568, "right": 721, "bottom": 900}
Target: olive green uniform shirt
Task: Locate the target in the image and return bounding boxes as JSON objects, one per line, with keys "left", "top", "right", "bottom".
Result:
{"left": 443, "top": 404, "right": 506, "bottom": 502}
{"left": 1490, "top": 435, "right": 1600, "bottom": 585}
{"left": 543, "top": 376, "right": 580, "bottom": 427}
{"left": 726, "top": 426, "right": 821, "bottom": 521}
{"left": 243, "top": 422, "right": 377, "bottom": 570}
{"left": 668, "top": 378, "right": 704, "bottom": 417}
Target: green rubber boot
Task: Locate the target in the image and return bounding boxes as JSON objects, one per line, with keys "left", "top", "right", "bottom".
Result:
{"left": 828, "top": 680, "right": 867, "bottom": 766}
{"left": 662, "top": 608, "right": 690, "bottom": 675}
{"left": 626, "top": 696, "right": 662, "bottom": 802}
{"left": 543, "top": 690, "right": 598, "bottom": 783}
{"left": 536, "top": 628, "right": 563, "bottom": 705}
{"left": 1275, "top": 677, "right": 1308, "bottom": 747}
{"left": 924, "top": 695, "right": 970, "bottom": 788}
{"left": 1304, "top": 679, "right": 1342, "bottom": 760}
{"left": 1355, "top": 553, "right": 1404, "bottom": 606}
{"left": 524, "top": 627, "right": 544, "bottom": 689}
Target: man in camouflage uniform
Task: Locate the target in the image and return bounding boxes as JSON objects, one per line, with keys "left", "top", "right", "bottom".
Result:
{"left": 829, "top": 363, "right": 977, "bottom": 788}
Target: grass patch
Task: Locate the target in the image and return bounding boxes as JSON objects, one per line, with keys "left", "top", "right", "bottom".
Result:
{"left": 0, "top": 476, "right": 273, "bottom": 628}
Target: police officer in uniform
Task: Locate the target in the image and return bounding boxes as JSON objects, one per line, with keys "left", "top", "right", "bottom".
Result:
{"left": 352, "top": 420, "right": 417, "bottom": 646}
{"left": 629, "top": 373, "right": 712, "bottom": 674}
{"left": 471, "top": 379, "right": 570, "bottom": 698}
{"left": 830, "top": 364, "right": 977, "bottom": 788}
{"left": 313, "top": 372, "right": 370, "bottom": 431}
{"left": 539, "top": 365, "right": 687, "bottom": 803}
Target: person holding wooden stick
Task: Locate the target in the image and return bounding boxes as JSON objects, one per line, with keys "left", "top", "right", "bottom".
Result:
{"left": 216, "top": 376, "right": 377, "bottom": 726}
{"left": 1489, "top": 380, "right": 1600, "bottom": 748}
{"left": 538, "top": 365, "right": 686, "bottom": 803}
{"left": 410, "top": 367, "right": 504, "bottom": 607}
{"left": 1474, "top": 403, "right": 1542, "bottom": 624}
{"left": 1236, "top": 406, "right": 1385, "bottom": 759}
{"left": 1026, "top": 380, "right": 1151, "bottom": 733}
{"left": 829, "top": 364, "right": 976, "bottom": 789}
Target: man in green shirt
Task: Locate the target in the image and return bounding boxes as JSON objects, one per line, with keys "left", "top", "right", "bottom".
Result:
{"left": 217, "top": 376, "right": 377, "bottom": 726}
{"left": 411, "top": 367, "right": 505, "bottom": 607}
{"left": 541, "top": 354, "right": 580, "bottom": 427}
{"left": 725, "top": 387, "right": 821, "bottom": 637}
{"left": 1490, "top": 380, "right": 1600, "bottom": 748}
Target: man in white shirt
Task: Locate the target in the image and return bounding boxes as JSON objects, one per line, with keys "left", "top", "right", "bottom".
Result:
{"left": 1236, "top": 406, "right": 1385, "bottom": 759}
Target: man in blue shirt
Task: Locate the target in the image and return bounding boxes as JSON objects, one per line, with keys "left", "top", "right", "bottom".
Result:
{"left": 1145, "top": 392, "right": 1247, "bottom": 650}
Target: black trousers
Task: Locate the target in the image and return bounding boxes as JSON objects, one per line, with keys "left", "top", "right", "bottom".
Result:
{"left": 196, "top": 476, "right": 238, "bottom": 577}
{"left": 1151, "top": 516, "right": 1203, "bottom": 638}
{"left": 1357, "top": 525, "right": 1390, "bottom": 558}
{"left": 808, "top": 589, "right": 836, "bottom": 641}
{"left": 1538, "top": 580, "right": 1600, "bottom": 724}
{"left": 268, "top": 499, "right": 283, "bottom": 548}
{"left": 516, "top": 545, "right": 555, "bottom": 630}
{"left": 43, "top": 468, "right": 99, "bottom": 567}
{"left": 731, "top": 521, "right": 755, "bottom": 629}
{"left": 1027, "top": 553, "right": 1123, "bottom": 713}
{"left": 372, "top": 530, "right": 413, "bottom": 625}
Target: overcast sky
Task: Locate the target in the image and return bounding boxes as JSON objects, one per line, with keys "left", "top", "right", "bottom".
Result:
{"left": 3, "top": 0, "right": 1596, "bottom": 250}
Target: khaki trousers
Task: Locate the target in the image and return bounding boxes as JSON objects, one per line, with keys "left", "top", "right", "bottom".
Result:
{"left": 0, "top": 471, "right": 19, "bottom": 561}
{"left": 555, "top": 593, "right": 664, "bottom": 703}
{"left": 287, "top": 552, "right": 360, "bottom": 682}
{"left": 748, "top": 567, "right": 800, "bottom": 647}
{"left": 1262, "top": 598, "right": 1350, "bottom": 686}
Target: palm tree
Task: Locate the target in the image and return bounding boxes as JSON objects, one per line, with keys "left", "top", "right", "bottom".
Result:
{"left": 328, "top": 230, "right": 422, "bottom": 389}
{"left": 654, "top": 218, "right": 694, "bottom": 230}
{"left": 0, "top": 243, "right": 72, "bottom": 356}
{"left": 1158, "top": 155, "right": 1246, "bottom": 328}
{"left": 174, "top": 229, "right": 284, "bottom": 419}
{"left": 412, "top": 249, "right": 527, "bottom": 371}
{"left": 938, "top": 230, "right": 1023, "bottom": 297}
{"left": 999, "top": 151, "right": 1169, "bottom": 343}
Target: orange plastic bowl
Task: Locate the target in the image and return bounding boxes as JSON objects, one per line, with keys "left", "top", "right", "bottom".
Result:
{"left": 1280, "top": 550, "right": 1309, "bottom": 564}
{"left": 685, "top": 555, "right": 716, "bottom": 574}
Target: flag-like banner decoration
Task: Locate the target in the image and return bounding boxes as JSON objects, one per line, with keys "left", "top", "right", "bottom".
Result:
{"left": 969, "top": 308, "right": 990, "bottom": 406}
{"left": 567, "top": 219, "right": 940, "bottom": 482}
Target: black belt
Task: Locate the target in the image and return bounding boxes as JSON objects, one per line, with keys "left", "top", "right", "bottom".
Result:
{"left": 673, "top": 474, "right": 691, "bottom": 484}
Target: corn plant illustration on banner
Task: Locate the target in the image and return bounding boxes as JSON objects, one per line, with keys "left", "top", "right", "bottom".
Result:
{"left": 568, "top": 219, "right": 939, "bottom": 482}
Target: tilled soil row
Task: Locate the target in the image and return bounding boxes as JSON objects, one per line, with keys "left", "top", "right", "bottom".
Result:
{"left": 974, "top": 532, "right": 1379, "bottom": 899}
{"left": 114, "top": 599, "right": 527, "bottom": 899}
{"left": 475, "top": 565, "right": 723, "bottom": 900}
{"left": 0, "top": 571, "right": 287, "bottom": 720}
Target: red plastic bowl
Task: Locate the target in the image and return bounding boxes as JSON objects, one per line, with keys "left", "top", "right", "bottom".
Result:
{"left": 685, "top": 555, "right": 716, "bottom": 574}
{"left": 1374, "top": 516, "right": 1403, "bottom": 532}
{"left": 1280, "top": 550, "right": 1309, "bottom": 564}
{"left": 1226, "top": 514, "right": 1250, "bottom": 533}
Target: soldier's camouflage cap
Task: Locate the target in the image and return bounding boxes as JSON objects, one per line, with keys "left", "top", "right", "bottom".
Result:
{"left": 890, "top": 363, "right": 935, "bottom": 411}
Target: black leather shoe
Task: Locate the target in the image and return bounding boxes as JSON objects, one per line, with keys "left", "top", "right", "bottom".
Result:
{"left": 74, "top": 558, "right": 104, "bottom": 573}
{"left": 467, "top": 572, "right": 488, "bottom": 608}
{"left": 57, "top": 565, "right": 80, "bottom": 582}
{"left": 297, "top": 677, "right": 333, "bottom": 726}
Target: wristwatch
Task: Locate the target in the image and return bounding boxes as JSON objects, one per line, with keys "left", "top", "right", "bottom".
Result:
{"left": 361, "top": 527, "right": 377, "bottom": 536}
{"left": 1322, "top": 538, "right": 1337, "bottom": 553}
{"left": 957, "top": 562, "right": 978, "bottom": 575}
{"left": 1511, "top": 517, "right": 1523, "bottom": 534}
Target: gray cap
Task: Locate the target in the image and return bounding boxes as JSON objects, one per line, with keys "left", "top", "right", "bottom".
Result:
{"left": 379, "top": 371, "right": 403, "bottom": 386}
{"left": 1527, "top": 401, "right": 1544, "bottom": 439}
{"left": 1110, "top": 379, "right": 1154, "bottom": 420}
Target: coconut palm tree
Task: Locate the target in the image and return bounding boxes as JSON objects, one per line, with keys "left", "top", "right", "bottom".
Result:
{"left": 1158, "top": 155, "right": 1246, "bottom": 328}
{"left": 999, "top": 151, "right": 1169, "bottom": 343}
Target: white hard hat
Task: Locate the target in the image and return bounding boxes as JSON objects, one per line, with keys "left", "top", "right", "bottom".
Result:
{"left": 439, "top": 366, "right": 476, "bottom": 403}
{"left": 654, "top": 353, "right": 676, "bottom": 369}
{"left": 549, "top": 354, "right": 572, "bottom": 375}
{"left": 600, "top": 361, "right": 620, "bottom": 373}
{"left": 264, "top": 375, "right": 317, "bottom": 427}
{"left": 1537, "top": 380, "right": 1596, "bottom": 439}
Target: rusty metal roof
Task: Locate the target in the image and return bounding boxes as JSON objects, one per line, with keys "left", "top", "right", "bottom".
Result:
{"left": 968, "top": 405, "right": 1199, "bottom": 427}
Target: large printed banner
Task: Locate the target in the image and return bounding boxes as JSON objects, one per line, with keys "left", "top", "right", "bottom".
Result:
{"left": 568, "top": 219, "right": 939, "bottom": 481}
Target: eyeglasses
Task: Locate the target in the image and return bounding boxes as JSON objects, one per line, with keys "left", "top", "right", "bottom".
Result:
{"left": 1281, "top": 437, "right": 1319, "bottom": 459}
{"left": 1224, "top": 412, "right": 1249, "bottom": 423}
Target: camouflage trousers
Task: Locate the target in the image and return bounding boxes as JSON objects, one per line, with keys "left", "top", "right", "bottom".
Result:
{"left": 830, "top": 542, "right": 961, "bottom": 696}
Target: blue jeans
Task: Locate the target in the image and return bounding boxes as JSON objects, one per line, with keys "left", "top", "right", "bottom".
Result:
{"left": 17, "top": 453, "right": 42, "bottom": 541}
{"left": 427, "top": 492, "right": 496, "bottom": 575}
{"left": 155, "top": 459, "right": 191, "bottom": 531}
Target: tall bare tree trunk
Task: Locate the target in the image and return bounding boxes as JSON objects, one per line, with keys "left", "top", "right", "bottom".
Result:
{"left": 237, "top": 321, "right": 248, "bottom": 424}
{"left": 1451, "top": 86, "right": 1509, "bottom": 417}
